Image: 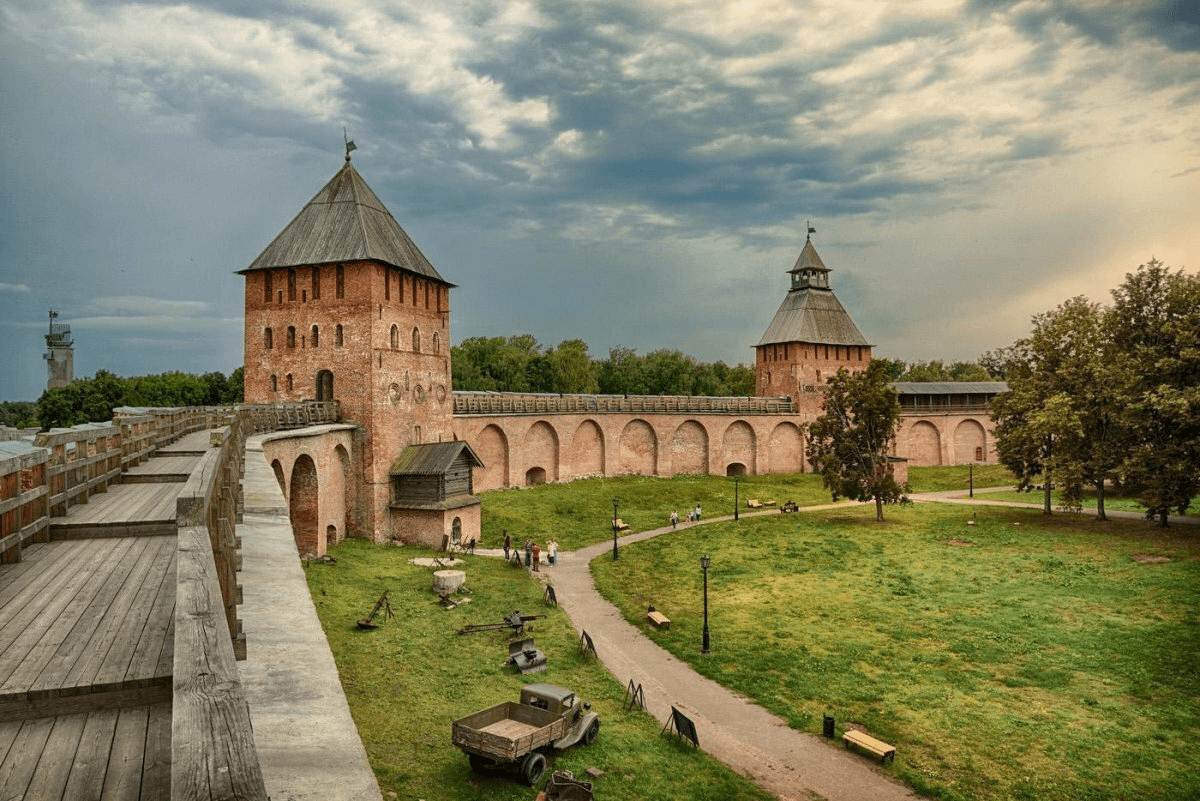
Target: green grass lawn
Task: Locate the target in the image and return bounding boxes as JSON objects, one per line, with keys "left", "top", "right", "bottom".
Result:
{"left": 906, "top": 464, "right": 1018, "bottom": 493}
{"left": 306, "top": 540, "right": 775, "bottom": 801}
{"left": 480, "top": 472, "right": 841, "bottom": 550}
{"left": 963, "top": 488, "right": 1198, "bottom": 519}
{"left": 590, "top": 503, "right": 1200, "bottom": 801}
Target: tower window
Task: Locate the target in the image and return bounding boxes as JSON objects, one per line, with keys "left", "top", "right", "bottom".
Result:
{"left": 286, "top": 373, "right": 293, "bottom": 392}
{"left": 264, "top": 328, "right": 273, "bottom": 349}
{"left": 412, "top": 327, "right": 421, "bottom": 352}
{"left": 287, "top": 326, "right": 296, "bottom": 348}
{"left": 385, "top": 268, "right": 391, "bottom": 301}
{"left": 336, "top": 264, "right": 345, "bottom": 299}
{"left": 433, "top": 332, "right": 440, "bottom": 353}
{"left": 390, "top": 325, "right": 399, "bottom": 350}
{"left": 264, "top": 271, "right": 273, "bottom": 303}
{"left": 312, "top": 266, "right": 320, "bottom": 300}
{"left": 311, "top": 325, "right": 319, "bottom": 347}
{"left": 270, "top": 375, "right": 277, "bottom": 392}
{"left": 336, "top": 324, "right": 343, "bottom": 346}
{"left": 288, "top": 269, "right": 297, "bottom": 301}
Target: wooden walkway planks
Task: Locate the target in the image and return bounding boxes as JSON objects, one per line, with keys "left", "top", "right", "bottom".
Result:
{"left": 50, "top": 482, "right": 181, "bottom": 532}
{"left": 156, "top": 430, "right": 217, "bottom": 457}
{"left": 0, "top": 537, "right": 176, "bottom": 705}
{"left": 0, "top": 703, "right": 171, "bottom": 801}
{"left": 123, "top": 455, "right": 200, "bottom": 483}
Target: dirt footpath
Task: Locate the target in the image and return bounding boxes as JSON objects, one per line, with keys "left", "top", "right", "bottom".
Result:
{"left": 545, "top": 511, "right": 924, "bottom": 801}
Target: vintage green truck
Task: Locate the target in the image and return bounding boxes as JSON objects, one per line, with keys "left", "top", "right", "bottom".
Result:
{"left": 451, "top": 683, "right": 600, "bottom": 786}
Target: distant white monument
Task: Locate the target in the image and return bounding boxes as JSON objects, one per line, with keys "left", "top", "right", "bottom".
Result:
{"left": 43, "top": 309, "right": 74, "bottom": 390}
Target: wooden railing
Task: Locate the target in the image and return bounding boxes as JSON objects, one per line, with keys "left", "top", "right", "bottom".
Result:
{"left": 453, "top": 391, "right": 793, "bottom": 416}
{"left": 172, "top": 411, "right": 267, "bottom": 800}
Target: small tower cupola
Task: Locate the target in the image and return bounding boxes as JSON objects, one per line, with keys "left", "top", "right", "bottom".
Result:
{"left": 788, "top": 234, "right": 831, "bottom": 290}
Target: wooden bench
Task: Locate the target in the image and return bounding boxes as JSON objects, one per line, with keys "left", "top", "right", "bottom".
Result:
{"left": 747, "top": 499, "right": 763, "bottom": 509}
{"left": 843, "top": 729, "right": 895, "bottom": 764}
{"left": 646, "top": 608, "right": 671, "bottom": 629}
{"left": 613, "top": 518, "right": 631, "bottom": 532}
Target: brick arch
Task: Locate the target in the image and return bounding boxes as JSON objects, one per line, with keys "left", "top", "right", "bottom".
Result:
{"left": 670, "top": 420, "right": 709, "bottom": 475}
{"left": 954, "top": 419, "right": 987, "bottom": 464}
{"left": 523, "top": 421, "right": 560, "bottom": 484}
{"left": 569, "top": 420, "right": 605, "bottom": 478}
{"left": 618, "top": 419, "right": 657, "bottom": 475}
{"left": 908, "top": 421, "right": 942, "bottom": 466}
{"left": 475, "top": 424, "right": 509, "bottom": 489}
{"left": 768, "top": 421, "right": 804, "bottom": 473}
{"left": 290, "top": 454, "right": 319, "bottom": 556}
{"left": 721, "top": 420, "right": 757, "bottom": 474}
{"left": 335, "top": 444, "right": 351, "bottom": 541}
{"left": 271, "top": 459, "right": 286, "bottom": 495}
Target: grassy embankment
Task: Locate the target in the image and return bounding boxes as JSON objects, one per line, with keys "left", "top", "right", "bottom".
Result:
{"left": 306, "top": 540, "right": 775, "bottom": 801}
{"left": 591, "top": 502, "right": 1200, "bottom": 801}
{"left": 310, "top": 469, "right": 1198, "bottom": 801}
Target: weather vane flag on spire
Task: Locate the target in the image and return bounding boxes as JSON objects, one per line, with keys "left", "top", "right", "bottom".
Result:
{"left": 344, "top": 127, "right": 357, "bottom": 160}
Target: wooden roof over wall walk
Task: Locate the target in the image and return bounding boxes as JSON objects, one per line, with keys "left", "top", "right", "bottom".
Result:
{"left": 240, "top": 160, "right": 451, "bottom": 284}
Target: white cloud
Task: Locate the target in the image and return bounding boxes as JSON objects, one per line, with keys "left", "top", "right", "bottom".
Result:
{"left": 0, "top": 283, "right": 31, "bottom": 293}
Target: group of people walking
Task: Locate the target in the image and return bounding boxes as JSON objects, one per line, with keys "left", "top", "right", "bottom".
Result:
{"left": 669, "top": 504, "right": 702, "bottom": 528}
{"left": 502, "top": 531, "right": 557, "bottom": 571}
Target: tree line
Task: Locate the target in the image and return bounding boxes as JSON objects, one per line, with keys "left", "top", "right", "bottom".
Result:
{"left": 453, "top": 335, "right": 999, "bottom": 397}
{"left": 33, "top": 369, "right": 244, "bottom": 430}
{"left": 451, "top": 336, "right": 759, "bottom": 396}
{"left": 990, "top": 260, "right": 1200, "bottom": 525}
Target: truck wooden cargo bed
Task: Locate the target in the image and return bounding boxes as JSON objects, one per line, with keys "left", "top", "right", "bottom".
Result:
{"left": 452, "top": 701, "right": 569, "bottom": 762}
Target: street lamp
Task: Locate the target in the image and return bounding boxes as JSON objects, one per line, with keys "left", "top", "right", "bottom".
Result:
{"left": 969, "top": 462, "right": 974, "bottom": 498}
{"left": 700, "top": 554, "right": 711, "bottom": 653}
{"left": 612, "top": 498, "right": 620, "bottom": 561}
{"left": 733, "top": 474, "right": 740, "bottom": 521}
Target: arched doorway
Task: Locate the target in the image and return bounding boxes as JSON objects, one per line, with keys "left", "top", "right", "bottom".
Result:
{"left": 316, "top": 370, "right": 334, "bottom": 402}
{"left": 726, "top": 462, "right": 747, "bottom": 476}
{"left": 525, "top": 466, "right": 547, "bottom": 485}
{"left": 290, "top": 455, "right": 319, "bottom": 556}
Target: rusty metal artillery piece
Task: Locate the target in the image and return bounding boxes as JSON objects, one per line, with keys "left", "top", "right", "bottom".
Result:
{"left": 457, "top": 609, "right": 544, "bottom": 637}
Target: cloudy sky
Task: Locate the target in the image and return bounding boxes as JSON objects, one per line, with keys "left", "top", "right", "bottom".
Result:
{"left": 1, "top": 0, "right": 1197, "bottom": 402}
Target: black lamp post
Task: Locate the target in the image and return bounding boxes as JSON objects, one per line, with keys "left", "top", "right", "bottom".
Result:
{"left": 700, "top": 554, "right": 711, "bottom": 653}
{"left": 969, "top": 462, "right": 974, "bottom": 498}
{"left": 733, "top": 475, "right": 740, "bottom": 521}
{"left": 612, "top": 498, "right": 620, "bottom": 561}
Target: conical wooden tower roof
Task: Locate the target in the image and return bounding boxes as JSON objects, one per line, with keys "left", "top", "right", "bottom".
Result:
{"left": 756, "top": 236, "right": 870, "bottom": 347}
{"left": 241, "top": 159, "right": 450, "bottom": 284}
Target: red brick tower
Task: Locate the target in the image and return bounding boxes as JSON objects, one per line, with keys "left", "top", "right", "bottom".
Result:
{"left": 754, "top": 234, "right": 873, "bottom": 420}
{"left": 239, "top": 154, "right": 464, "bottom": 542}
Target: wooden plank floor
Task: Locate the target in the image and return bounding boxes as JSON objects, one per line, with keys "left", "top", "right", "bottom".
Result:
{"left": 0, "top": 537, "right": 175, "bottom": 707}
{"left": 123, "top": 455, "right": 200, "bottom": 483}
{"left": 155, "top": 430, "right": 217, "bottom": 456}
{"left": 49, "top": 484, "right": 182, "bottom": 538}
{"left": 0, "top": 701, "right": 171, "bottom": 801}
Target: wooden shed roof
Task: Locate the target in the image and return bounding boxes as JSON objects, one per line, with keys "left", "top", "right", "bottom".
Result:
{"left": 390, "top": 440, "right": 483, "bottom": 476}
{"left": 240, "top": 159, "right": 450, "bottom": 284}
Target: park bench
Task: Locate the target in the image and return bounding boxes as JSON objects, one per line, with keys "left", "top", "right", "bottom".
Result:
{"left": 747, "top": 499, "right": 763, "bottom": 508}
{"left": 613, "top": 518, "right": 631, "bottom": 532}
{"left": 843, "top": 729, "right": 895, "bottom": 764}
{"left": 646, "top": 607, "right": 671, "bottom": 629}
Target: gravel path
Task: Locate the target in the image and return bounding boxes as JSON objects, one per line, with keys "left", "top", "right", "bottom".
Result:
{"left": 531, "top": 506, "right": 923, "bottom": 801}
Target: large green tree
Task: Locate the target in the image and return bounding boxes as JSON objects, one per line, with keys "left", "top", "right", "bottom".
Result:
{"left": 1107, "top": 260, "right": 1200, "bottom": 526}
{"left": 992, "top": 298, "right": 1123, "bottom": 519}
{"left": 805, "top": 360, "right": 907, "bottom": 522}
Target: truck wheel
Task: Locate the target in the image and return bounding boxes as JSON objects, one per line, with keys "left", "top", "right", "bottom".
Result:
{"left": 468, "top": 754, "right": 494, "bottom": 774}
{"left": 583, "top": 720, "right": 600, "bottom": 746}
{"left": 521, "top": 752, "right": 547, "bottom": 786}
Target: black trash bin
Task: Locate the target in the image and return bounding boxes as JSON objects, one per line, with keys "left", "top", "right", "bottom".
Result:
{"left": 823, "top": 714, "right": 835, "bottom": 738}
